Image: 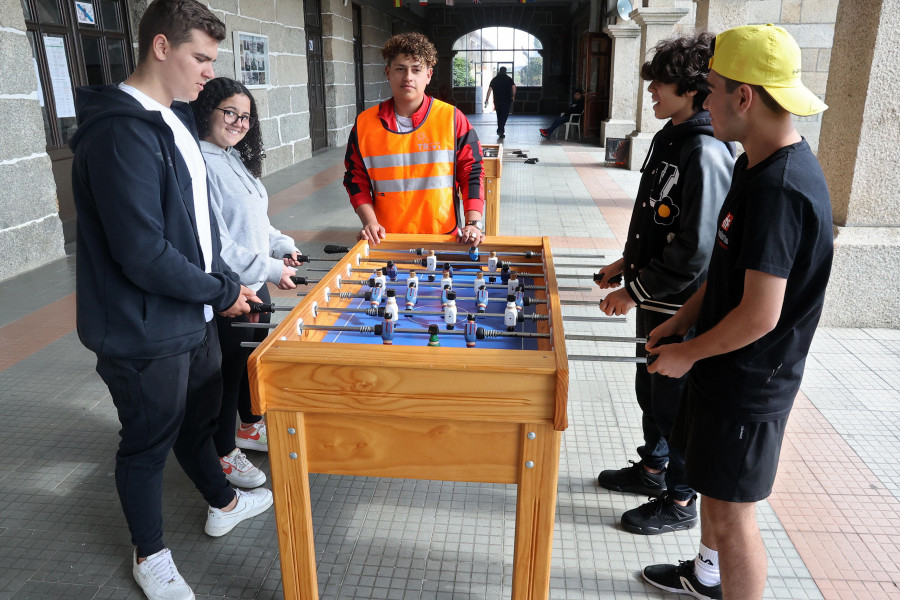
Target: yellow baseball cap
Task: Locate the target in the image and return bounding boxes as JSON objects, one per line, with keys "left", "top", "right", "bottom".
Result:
{"left": 709, "top": 24, "right": 828, "bottom": 116}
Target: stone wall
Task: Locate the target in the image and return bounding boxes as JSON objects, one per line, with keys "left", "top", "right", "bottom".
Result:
{"left": 322, "top": 0, "right": 355, "bottom": 147}
{"left": 360, "top": 6, "right": 393, "bottom": 109}
{"left": 203, "top": 0, "right": 311, "bottom": 174}
{"left": 0, "top": 0, "right": 65, "bottom": 280}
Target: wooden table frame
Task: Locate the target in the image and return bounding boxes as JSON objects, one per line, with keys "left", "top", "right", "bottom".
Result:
{"left": 250, "top": 234, "right": 568, "bottom": 600}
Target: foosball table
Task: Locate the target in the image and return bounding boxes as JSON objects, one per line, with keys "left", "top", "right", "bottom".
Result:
{"left": 249, "top": 233, "right": 569, "bottom": 600}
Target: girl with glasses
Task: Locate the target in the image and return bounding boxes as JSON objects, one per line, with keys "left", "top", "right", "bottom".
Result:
{"left": 192, "top": 77, "right": 301, "bottom": 489}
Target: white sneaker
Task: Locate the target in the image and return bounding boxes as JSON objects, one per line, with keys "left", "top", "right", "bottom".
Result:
{"left": 235, "top": 420, "right": 268, "bottom": 452}
{"left": 132, "top": 548, "right": 195, "bottom": 600}
{"left": 220, "top": 448, "right": 266, "bottom": 488}
{"left": 204, "top": 488, "right": 273, "bottom": 537}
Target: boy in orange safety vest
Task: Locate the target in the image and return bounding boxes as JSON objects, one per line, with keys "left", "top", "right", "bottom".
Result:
{"left": 343, "top": 33, "right": 485, "bottom": 247}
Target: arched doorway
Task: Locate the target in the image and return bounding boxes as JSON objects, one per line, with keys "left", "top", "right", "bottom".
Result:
{"left": 451, "top": 28, "right": 543, "bottom": 114}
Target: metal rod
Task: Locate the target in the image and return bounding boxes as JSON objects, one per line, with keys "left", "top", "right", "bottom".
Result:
{"left": 300, "top": 323, "right": 551, "bottom": 339}
{"left": 565, "top": 334, "right": 646, "bottom": 344}
{"left": 552, "top": 263, "right": 606, "bottom": 269}
{"left": 324, "top": 244, "right": 545, "bottom": 259}
{"left": 241, "top": 341, "right": 262, "bottom": 348}
{"left": 553, "top": 253, "right": 607, "bottom": 259}
{"left": 568, "top": 354, "right": 648, "bottom": 363}
{"left": 560, "top": 300, "right": 602, "bottom": 306}
{"left": 314, "top": 305, "right": 549, "bottom": 321}
{"left": 557, "top": 286, "right": 594, "bottom": 292}
{"left": 232, "top": 322, "right": 278, "bottom": 328}
{"left": 562, "top": 315, "right": 626, "bottom": 323}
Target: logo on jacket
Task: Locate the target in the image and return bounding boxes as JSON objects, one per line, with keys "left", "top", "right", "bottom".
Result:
{"left": 721, "top": 212, "right": 734, "bottom": 231}
{"left": 649, "top": 162, "right": 681, "bottom": 226}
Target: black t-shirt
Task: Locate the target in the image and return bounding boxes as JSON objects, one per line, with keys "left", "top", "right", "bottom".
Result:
{"left": 689, "top": 139, "right": 833, "bottom": 421}
{"left": 489, "top": 74, "right": 514, "bottom": 103}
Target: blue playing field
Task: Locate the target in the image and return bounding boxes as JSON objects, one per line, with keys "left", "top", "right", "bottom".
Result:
{"left": 319, "top": 266, "right": 541, "bottom": 350}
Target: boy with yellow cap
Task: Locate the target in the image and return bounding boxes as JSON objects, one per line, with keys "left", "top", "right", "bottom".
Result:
{"left": 638, "top": 24, "right": 833, "bottom": 600}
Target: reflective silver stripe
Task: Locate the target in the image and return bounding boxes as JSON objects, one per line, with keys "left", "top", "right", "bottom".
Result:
{"left": 372, "top": 175, "right": 455, "bottom": 193}
{"left": 362, "top": 149, "right": 455, "bottom": 170}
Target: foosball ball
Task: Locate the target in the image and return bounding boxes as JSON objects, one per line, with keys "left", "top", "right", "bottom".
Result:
{"left": 249, "top": 233, "right": 568, "bottom": 600}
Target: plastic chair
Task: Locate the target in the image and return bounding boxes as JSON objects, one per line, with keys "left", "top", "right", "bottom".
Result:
{"left": 563, "top": 111, "right": 583, "bottom": 140}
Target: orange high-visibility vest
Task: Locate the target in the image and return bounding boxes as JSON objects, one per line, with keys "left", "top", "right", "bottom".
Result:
{"left": 356, "top": 99, "right": 459, "bottom": 234}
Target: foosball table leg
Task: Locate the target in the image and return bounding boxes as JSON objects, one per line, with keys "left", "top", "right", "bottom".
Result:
{"left": 511, "top": 423, "right": 561, "bottom": 600}
{"left": 268, "top": 410, "right": 320, "bottom": 600}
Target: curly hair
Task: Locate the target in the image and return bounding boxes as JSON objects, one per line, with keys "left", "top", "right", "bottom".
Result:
{"left": 191, "top": 77, "right": 265, "bottom": 178}
{"left": 138, "top": 0, "right": 226, "bottom": 63}
{"left": 640, "top": 32, "right": 715, "bottom": 111}
{"left": 382, "top": 33, "right": 437, "bottom": 68}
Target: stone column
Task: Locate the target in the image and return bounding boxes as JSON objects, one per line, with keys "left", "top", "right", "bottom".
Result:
{"left": 818, "top": 0, "right": 900, "bottom": 328}
{"left": 625, "top": 3, "right": 689, "bottom": 169}
{"left": 0, "top": 0, "right": 65, "bottom": 280}
{"left": 692, "top": 0, "right": 748, "bottom": 34}
{"left": 600, "top": 22, "right": 641, "bottom": 143}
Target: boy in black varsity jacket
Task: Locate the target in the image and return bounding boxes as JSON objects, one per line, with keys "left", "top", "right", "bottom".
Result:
{"left": 594, "top": 32, "right": 735, "bottom": 536}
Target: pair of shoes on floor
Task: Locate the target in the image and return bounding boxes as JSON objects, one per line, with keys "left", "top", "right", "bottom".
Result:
{"left": 539, "top": 128, "right": 550, "bottom": 139}
{"left": 236, "top": 420, "right": 268, "bottom": 452}
{"left": 524, "top": 158, "right": 539, "bottom": 164}
{"left": 621, "top": 493, "right": 698, "bottom": 534}
{"left": 598, "top": 459, "right": 667, "bottom": 497}
{"left": 133, "top": 548, "right": 194, "bottom": 600}
{"left": 643, "top": 560, "right": 723, "bottom": 599}
{"left": 205, "top": 488, "right": 274, "bottom": 537}
{"left": 220, "top": 448, "right": 266, "bottom": 488}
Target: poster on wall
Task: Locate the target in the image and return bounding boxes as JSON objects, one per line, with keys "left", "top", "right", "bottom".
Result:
{"left": 42, "top": 35, "right": 76, "bottom": 118}
{"left": 234, "top": 31, "right": 269, "bottom": 89}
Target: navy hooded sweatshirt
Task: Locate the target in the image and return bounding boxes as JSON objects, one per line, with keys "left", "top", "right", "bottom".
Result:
{"left": 70, "top": 85, "right": 241, "bottom": 359}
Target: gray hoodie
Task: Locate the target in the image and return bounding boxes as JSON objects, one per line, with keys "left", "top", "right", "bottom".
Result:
{"left": 201, "top": 141, "right": 298, "bottom": 291}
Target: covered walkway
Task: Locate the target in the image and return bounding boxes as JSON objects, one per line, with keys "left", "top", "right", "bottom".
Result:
{"left": 0, "top": 114, "right": 897, "bottom": 599}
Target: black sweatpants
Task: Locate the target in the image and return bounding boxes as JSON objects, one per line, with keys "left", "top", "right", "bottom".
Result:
{"left": 96, "top": 320, "right": 235, "bottom": 558}
{"left": 213, "top": 284, "right": 269, "bottom": 456}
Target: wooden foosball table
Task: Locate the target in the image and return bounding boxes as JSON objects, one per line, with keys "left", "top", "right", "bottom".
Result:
{"left": 250, "top": 234, "right": 568, "bottom": 599}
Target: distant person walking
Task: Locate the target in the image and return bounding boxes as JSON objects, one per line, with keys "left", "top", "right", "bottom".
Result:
{"left": 484, "top": 66, "right": 516, "bottom": 138}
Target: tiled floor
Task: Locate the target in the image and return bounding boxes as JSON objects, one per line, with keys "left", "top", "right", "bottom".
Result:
{"left": 0, "top": 113, "right": 897, "bottom": 599}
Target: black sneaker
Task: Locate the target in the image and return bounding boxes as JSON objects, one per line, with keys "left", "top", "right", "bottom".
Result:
{"left": 597, "top": 460, "right": 667, "bottom": 496}
{"left": 642, "top": 560, "right": 723, "bottom": 599}
{"left": 621, "top": 493, "right": 698, "bottom": 535}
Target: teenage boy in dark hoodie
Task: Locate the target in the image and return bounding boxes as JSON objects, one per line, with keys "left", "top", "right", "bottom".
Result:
{"left": 594, "top": 32, "right": 735, "bottom": 536}
{"left": 70, "top": 1, "right": 273, "bottom": 598}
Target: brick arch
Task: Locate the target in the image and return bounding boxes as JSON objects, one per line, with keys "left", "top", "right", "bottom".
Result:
{"left": 425, "top": 5, "right": 573, "bottom": 114}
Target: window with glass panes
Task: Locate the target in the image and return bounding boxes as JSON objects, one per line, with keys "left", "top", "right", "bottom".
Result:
{"left": 22, "top": 0, "right": 133, "bottom": 148}
{"left": 451, "top": 28, "right": 543, "bottom": 88}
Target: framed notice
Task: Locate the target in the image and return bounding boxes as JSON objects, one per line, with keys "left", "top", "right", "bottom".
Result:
{"left": 234, "top": 31, "right": 269, "bottom": 88}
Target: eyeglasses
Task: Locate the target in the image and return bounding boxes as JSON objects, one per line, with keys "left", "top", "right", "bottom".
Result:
{"left": 214, "top": 107, "right": 256, "bottom": 128}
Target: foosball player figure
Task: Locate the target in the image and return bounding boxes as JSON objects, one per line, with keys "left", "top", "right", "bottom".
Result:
{"left": 381, "top": 312, "right": 395, "bottom": 345}
{"left": 504, "top": 294, "right": 518, "bottom": 332}
{"left": 426, "top": 250, "right": 437, "bottom": 281}
{"left": 407, "top": 269, "right": 419, "bottom": 290}
{"left": 441, "top": 284, "right": 452, "bottom": 309}
{"left": 376, "top": 267, "right": 388, "bottom": 289}
{"left": 468, "top": 245, "right": 479, "bottom": 262}
{"left": 475, "top": 285, "right": 489, "bottom": 313}
{"left": 444, "top": 291, "right": 458, "bottom": 329}
{"left": 464, "top": 313, "right": 477, "bottom": 347}
{"left": 406, "top": 279, "right": 418, "bottom": 310}
{"left": 443, "top": 262, "right": 454, "bottom": 278}
{"left": 507, "top": 271, "right": 519, "bottom": 295}
{"left": 384, "top": 288, "right": 400, "bottom": 322}
{"left": 488, "top": 251, "right": 499, "bottom": 282}
{"left": 474, "top": 271, "right": 486, "bottom": 293}
{"left": 370, "top": 281, "right": 384, "bottom": 307}
{"left": 500, "top": 264, "right": 511, "bottom": 284}
{"left": 515, "top": 284, "right": 525, "bottom": 314}
{"left": 386, "top": 260, "right": 398, "bottom": 281}
{"left": 427, "top": 323, "right": 441, "bottom": 347}
{"left": 441, "top": 269, "right": 453, "bottom": 291}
